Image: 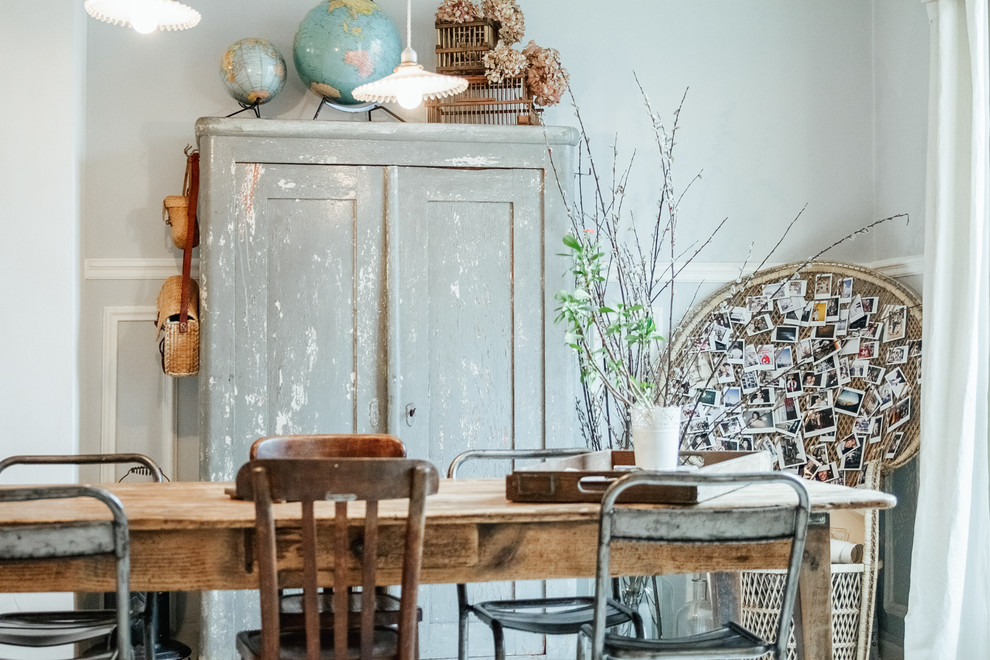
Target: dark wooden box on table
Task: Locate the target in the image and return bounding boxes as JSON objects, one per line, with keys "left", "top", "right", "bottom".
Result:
{"left": 505, "top": 449, "right": 772, "bottom": 504}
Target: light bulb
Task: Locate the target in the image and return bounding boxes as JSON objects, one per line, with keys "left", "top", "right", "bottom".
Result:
{"left": 130, "top": 1, "right": 160, "bottom": 34}
{"left": 395, "top": 84, "right": 423, "bottom": 110}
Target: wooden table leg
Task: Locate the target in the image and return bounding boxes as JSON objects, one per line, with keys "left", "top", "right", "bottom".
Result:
{"left": 793, "top": 512, "right": 832, "bottom": 659}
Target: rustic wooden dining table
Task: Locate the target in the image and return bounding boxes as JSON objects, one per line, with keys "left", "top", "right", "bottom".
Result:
{"left": 0, "top": 477, "right": 894, "bottom": 659}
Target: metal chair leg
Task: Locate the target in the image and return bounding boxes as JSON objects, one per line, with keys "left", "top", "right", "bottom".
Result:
{"left": 491, "top": 620, "right": 505, "bottom": 660}
{"left": 457, "top": 584, "right": 470, "bottom": 660}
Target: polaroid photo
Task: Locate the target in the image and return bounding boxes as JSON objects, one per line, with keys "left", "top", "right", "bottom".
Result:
{"left": 885, "top": 431, "right": 905, "bottom": 460}
{"left": 742, "top": 343, "right": 761, "bottom": 372}
{"left": 802, "top": 371, "right": 823, "bottom": 390}
{"left": 717, "top": 414, "right": 745, "bottom": 438}
{"left": 849, "top": 359, "right": 869, "bottom": 379}
{"left": 848, "top": 294, "right": 866, "bottom": 323}
{"left": 909, "top": 339, "right": 923, "bottom": 358}
{"left": 783, "top": 372, "right": 803, "bottom": 396}
{"left": 809, "top": 301, "right": 829, "bottom": 326}
{"left": 785, "top": 279, "right": 807, "bottom": 298}
{"left": 777, "top": 436, "right": 808, "bottom": 469}
{"left": 813, "top": 325, "right": 836, "bottom": 340}
{"left": 861, "top": 296, "right": 878, "bottom": 315}
{"left": 813, "top": 462, "right": 839, "bottom": 483}
{"left": 708, "top": 323, "right": 731, "bottom": 352}
{"left": 839, "top": 277, "right": 854, "bottom": 301}
{"left": 814, "top": 354, "right": 837, "bottom": 375}
{"left": 776, "top": 419, "right": 802, "bottom": 438}
{"left": 885, "top": 367, "right": 909, "bottom": 398}
{"left": 737, "top": 436, "right": 755, "bottom": 451}
{"left": 814, "top": 273, "right": 833, "bottom": 299}
{"left": 715, "top": 362, "right": 735, "bottom": 384}
{"left": 773, "top": 325, "right": 799, "bottom": 343}
{"left": 824, "top": 369, "right": 840, "bottom": 389}
{"left": 802, "top": 457, "right": 822, "bottom": 480}
{"left": 887, "top": 345, "right": 908, "bottom": 365}
{"left": 774, "top": 347, "right": 794, "bottom": 371}
{"left": 889, "top": 395, "right": 912, "bottom": 431}
{"left": 747, "top": 295, "right": 772, "bottom": 314}
{"left": 726, "top": 340, "right": 745, "bottom": 365}
{"left": 838, "top": 357, "right": 851, "bottom": 386}
{"left": 755, "top": 344, "right": 776, "bottom": 371}
{"left": 858, "top": 340, "right": 879, "bottom": 360}
{"left": 747, "top": 387, "right": 774, "bottom": 408}
{"left": 834, "top": 386, "right": 866, "bottom": 417}
{"left": 796, "top": 338, "right": 814, "bottom": 364}
{"left": 721, "top": 438, "right": 740, "bottom": 451}
{"left": 861, "top": 321, "right": 883, "bottom": 341}
{"left": 747, "top": 314, "right": 773, "bottom": 336}
{"left": 861, "top": 389, "right": 881, "bottom": 417}
{"left": 868, "top": 416, "right": 884, "bottom": 444}
{"left": 729, "top": 306, "right": 752, "bottom": 326}
{"left": 762, "top": 282, "right": 789, "bottom": 300}
{"left": 698, "top": 389, "right": 721, "bottom": 407}
{"left": 839, "top": 337, "right": 861, "bottom": 356}
{"left": 805, "top": 389, "right": 833, "bottom": 411}
{"left": 825, "top": 297, "right": 840, "bottom": 322}
{"left": 883, "top": 305, "right": 907, "bottom": 343}
{"left": 802, "top": 406, "right": 837, "bottom": 438}
{"left": 741, "top": 370, "right": 760, "bottom": 394}
{"left": 841, "top": 441, "right": 865, "bottom": 472}
{"left": 866, "top": 364, "right": 886, "bottom": 385}
{"left": 777, "top": 296, "right": 805, "bottom": 316}
{"left": 773, "top": 393, "right": 801, "bottom": 423}
{"left": 742, "top": 409, "right": 776, "bottom": 434}
{"left": 712, "top": 310, "right": 732, "bottom": 328}
{"left": 723, "top": 386, "right": 742, "bottom": 408}
{"left": 848, "top": 312, "right": 869, "bottom": 332}
{"left": 784, "top": 308, "right": 803, "bottom": 326}
{"left": 812, "top": 338, "right": 841, "bottom": 363}
{"left": 877, "top": 383, "right": 895, "bottom": 412}
{"left": 689, "top": 434, "right": 712, "bottom": 450}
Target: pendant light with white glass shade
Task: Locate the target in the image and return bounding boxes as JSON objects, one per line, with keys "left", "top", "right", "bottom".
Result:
{"left": 353, "top": 0, "right": 467, "bottom": 109}
{"left": 84, "top": 0, "right": 201, "bottom": 34}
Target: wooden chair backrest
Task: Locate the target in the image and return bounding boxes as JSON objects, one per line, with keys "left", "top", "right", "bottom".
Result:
{"left": 240, "top": 457, "right": 438, "bottom": 660}
{"left": 249, "top": 434, "right": 406, "bottom": 460}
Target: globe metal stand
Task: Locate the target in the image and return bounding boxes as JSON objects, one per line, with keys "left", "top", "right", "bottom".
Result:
{"left": 312, "top": 97, "right": 405, "bottom": 122}
{"left": 225, "top": 100, "right": 262, "bottom": 118}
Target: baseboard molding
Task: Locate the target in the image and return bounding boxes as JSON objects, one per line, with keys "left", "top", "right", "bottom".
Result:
{"left": 85, "top": 255, "right": 922, "bottom": 282}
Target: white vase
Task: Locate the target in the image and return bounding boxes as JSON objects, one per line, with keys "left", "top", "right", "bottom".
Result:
{"left": 631, "top": 404, "right": 681, "bottom": 471}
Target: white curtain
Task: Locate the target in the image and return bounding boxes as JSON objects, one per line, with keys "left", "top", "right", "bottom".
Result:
{"left": 905, "top": 1, "right": 990, "bottom": 658}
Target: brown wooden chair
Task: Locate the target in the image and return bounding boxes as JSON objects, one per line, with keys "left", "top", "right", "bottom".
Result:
{"left": 249, "top": 435, "right": 416, "bottom": 630}
{"left": 233, "top": 457, "right": 439, "bottom": 660}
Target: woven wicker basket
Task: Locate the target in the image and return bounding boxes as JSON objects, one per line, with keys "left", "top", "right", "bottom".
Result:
{"left": 425, "top": 74, "right": 540, "bottom": 125}
{"left": 155, "top": 275, "right": 200, "bottom": 377}
{"left": 163, "top": 195, "right": 191, "bottom": 249}
{"left": 435, "top": 19, "right": 497, "bottom": 75}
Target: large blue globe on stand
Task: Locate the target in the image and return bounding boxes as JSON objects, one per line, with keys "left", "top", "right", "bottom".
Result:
{"left": 220, "top": 38, "right": 287, "bottom": 106}
{"left": 293, "top": 0, "right": 402, "bottom": 107}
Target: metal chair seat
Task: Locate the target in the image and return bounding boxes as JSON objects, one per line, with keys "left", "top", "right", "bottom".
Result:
{"left": 0, "top": 610, "right": 117, "bottom": 646}
{"left": 582, "top": 620, "right": 771, "bottom": 659}
{"left": 471, "top": 597, "right": 640, "bottom": 635}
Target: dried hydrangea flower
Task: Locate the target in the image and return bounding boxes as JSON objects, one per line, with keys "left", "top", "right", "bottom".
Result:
{"left": 483, "top": 43, "right": 527, "bottom": 84}
{"left": 522, "top": 41, "right": 570, "bottom": 106}
{"left": 481, "top": 0, "right": 525, "bottom": 45}
{"left": 435, "top": 0, "right": 481, "bottom": 24}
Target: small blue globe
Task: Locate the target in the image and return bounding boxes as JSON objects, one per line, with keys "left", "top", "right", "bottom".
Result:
{"left": 293, "top": 0, "right": 402, "bottom": 106}
{"left": 220, "top": 38, "right": 287, "bottom": 106}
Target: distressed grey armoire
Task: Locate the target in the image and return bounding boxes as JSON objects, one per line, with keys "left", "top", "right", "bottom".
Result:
{"left": 194, "top": 118, "right": 578, "bottom": 659}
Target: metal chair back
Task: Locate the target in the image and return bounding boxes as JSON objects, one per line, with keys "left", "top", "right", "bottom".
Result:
{"left": 0, "top": 484, "right": 133, "bottom": 660}
{"left": 587, "top": 471, "right": 810, "bottom": 660}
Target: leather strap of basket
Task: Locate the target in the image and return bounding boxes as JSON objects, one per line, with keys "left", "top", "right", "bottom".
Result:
{"left": 179, "top": 150, "right": 199, "bottom": 332}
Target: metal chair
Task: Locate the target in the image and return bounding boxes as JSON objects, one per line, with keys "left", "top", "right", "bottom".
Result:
{"left": 0, "top": 484, "right": 133, "bottom": 660}
{"left": 0, "top": 453, "right": 187, "bottom": 660}
{"left": 581, "top": 471, "right": 810, "bottom": 660}
{"left": 233, "top": 457, "right": 439, "bottom": 660}
{"left": 448, "top": 449, "right": 644, "bottom": 660}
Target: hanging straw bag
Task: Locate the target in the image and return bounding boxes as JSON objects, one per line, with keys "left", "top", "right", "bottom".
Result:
{"left": 156, "top": 150, "right": 200, "bottom": 376}
{"left": 162, "top": 146, "right": 200, "bottom": 249}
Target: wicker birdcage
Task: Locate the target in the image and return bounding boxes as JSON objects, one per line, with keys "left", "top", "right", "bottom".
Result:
{"left": 425, "top": 74, "right": 541, "bottom": 126}
{"left": 435, "top": 19, "right": 497, "bottom": 75}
